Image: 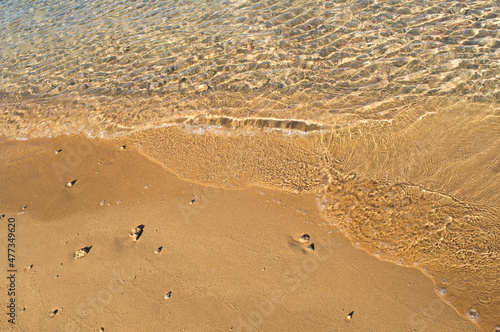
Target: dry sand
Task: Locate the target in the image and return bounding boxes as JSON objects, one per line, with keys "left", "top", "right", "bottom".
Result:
{"left": 0, "top": 136, "right": 478, "bottom": 331}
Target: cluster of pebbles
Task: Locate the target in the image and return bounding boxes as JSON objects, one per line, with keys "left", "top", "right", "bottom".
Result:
{"left": 70, "top": 223, "right": 172, "bottom": 312}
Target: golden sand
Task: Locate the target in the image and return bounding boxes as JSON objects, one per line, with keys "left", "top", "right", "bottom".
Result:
{"left": 0, "top": 136, "right": 478, "bottom": 331}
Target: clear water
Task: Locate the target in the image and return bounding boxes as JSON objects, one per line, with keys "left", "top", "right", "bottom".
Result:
{"left": 1, "top": 0, "right": 499, "bottom": 330}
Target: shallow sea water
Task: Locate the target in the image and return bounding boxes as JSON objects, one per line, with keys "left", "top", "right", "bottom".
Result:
{"left": 1, "top": 0, "right": 499, "bottom": 330}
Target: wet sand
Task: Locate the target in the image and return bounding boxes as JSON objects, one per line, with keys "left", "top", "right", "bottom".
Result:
{"left": 0, "top": 136, "right": 477, "bottom": 331}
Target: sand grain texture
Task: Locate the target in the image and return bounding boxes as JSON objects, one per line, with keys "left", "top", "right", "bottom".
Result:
{"left": 0, "top": 136, "right": 478, "bottom": 331}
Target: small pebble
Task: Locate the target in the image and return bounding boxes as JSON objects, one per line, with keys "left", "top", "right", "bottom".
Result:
{"left": 245, "top": 40, "right": 254, "bottom": 51}
{"left": 74, "top": 246, "right": 92, "bottom": 259}
{"left": 50, "top": 309, "right": 59, "bottom": 317}
{"left": 66, "top": 179, "right": 77, "bottom": 187}
{"left": 466, "top": 309, "right": 479, "bottom": 322}
{"left": 129, "top": 225, "right": 145, "bottom": 241}
{"left": 195, "top": 83, "right": 209, "bottom": 91}
{"left": 347, "top": 311, "right": 354, "bottom": 320}
{"left": 307, "top": 243, "right": 315, "bottom": 251}
{"left": 164, "top": 291, "right": 172, "bottom": 300}
{"left": 154, "top": 246, "right": 163, "bottom": 254}
{"left": 299, "top": 234, "right": 310, "bottom": 243}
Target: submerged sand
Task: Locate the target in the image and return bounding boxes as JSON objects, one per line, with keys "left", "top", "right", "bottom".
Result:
{"left": 0, "top": 136, "right": 478, "bottom": 331}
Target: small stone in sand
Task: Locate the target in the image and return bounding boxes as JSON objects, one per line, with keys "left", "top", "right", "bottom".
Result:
{"left": 466, "top": 309, "right": 479, "bottom": 322}
{"left": 154, "top": 246, "right": 163, "bottom": 254}
{"left": 195, "top": 83, "right": 209, "bottom": 91}
{"left": 74, "top": 246, "right": 92, "bottom": 259}
{"left": 50, "top": 309, "right": 59, "bottom": 317}
{"left": 66, "top": 179, "right": 77, "bottom": 187}
{"left": 299, "top": 234, "right": 310, "bottom": 243}
{"left": 307, "top": 243, "right": 315, "bottom": 251}
{"left": 164, "top": 291, "right": 172, "bottom": 300}
{"left": 129, "top": 225, "right": 145, "bottom": 241}
{"left": 347, "top": 311, "right": 354, "bottom": 320}
{"left": 100, "top": 328, "right": 105, "bottom": 332}
{"left": 55, "top": 149, "right": 62, "bottom": 154}
{"left": 100, "top": 200, "right": 106, "bottom": 206}
{"left": 245, "top": 40, "right": 254, "bottom": 51}
{"left": 120, "top": 145, "right": 126, "bottom": 150}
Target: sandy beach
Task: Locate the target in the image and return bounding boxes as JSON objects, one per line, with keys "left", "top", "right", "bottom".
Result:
{"left": 0, "top": 136, "right": 478, "bottom": 331}
{"left": 1, "top": 0, "right": 500, "bottom": 330}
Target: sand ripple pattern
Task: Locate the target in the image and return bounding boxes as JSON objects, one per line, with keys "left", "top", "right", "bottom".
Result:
{"left": 1, "top": 0, "right": 500, "bottom": 136}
